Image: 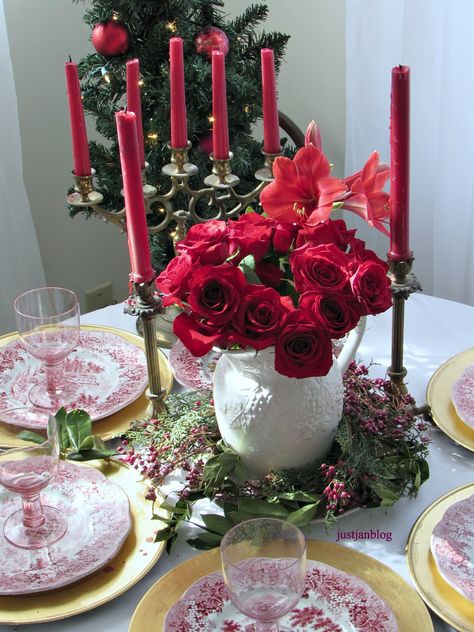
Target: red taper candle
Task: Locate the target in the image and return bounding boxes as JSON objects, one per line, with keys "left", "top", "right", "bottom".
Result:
{"left": 389, "top": 65, "right": 411, "bottom": 260}
{"left": 65, "top": 61, "right": 91, "bottom": 176}
{"left": 115, "top": 110, "right": 154, "bottom": 284}
{"left": 126, "top": 59, "right": 145, "bottom": 168}
{"left": 169, "top": 37, "right": 188, "bottom": 148}
{"left": 211, "top": 50, "right": 230, "bottom": 160}
{"left": 261, "top": 48, "right": 281, "bottom": 154}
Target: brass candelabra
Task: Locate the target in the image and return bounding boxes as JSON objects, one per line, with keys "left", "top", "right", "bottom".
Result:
{"left": 67, "top": 144, "right": 279, "bottom": 247}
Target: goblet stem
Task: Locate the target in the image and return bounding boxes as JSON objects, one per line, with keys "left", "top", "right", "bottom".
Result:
{"left": 45, "top": 362, "right": 64, "bottom": 394}
{"left": 254, "top": 622, "right": 279, "bottom": 631}
{"left": 21, "top": 493, "right": 46, "bottom": 528}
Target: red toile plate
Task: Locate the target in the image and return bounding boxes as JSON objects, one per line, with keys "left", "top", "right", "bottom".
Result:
{"left": 164, "top": 560, "right": 398, "bottom": 631}
{"left": 431, "top": 493, "right": 474, "bottom": 602}
{"left": 451, "top": 364, "right": 474, "bottom": 429}
{"left": 0, "top": 328, "right": 148, "bottom": 429}
{"left": 169, "top": 340, "right": 220, "bottom": 391}
{"left": 0, "top": 460, "right": 131, "bottom": 595}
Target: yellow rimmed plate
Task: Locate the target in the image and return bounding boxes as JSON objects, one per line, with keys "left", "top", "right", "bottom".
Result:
{"left": 129, "top": 539, "right": 433, "bottom": 631}
{"left": 407, "top": 482, "right": 474, "bottom": 632}
{"left": 426, "top": 347, "right": 474, "bottom": 451}
{"left": 0, "top": 458, "right": 167, "bottom": 625}
{"left": 0, "top": 325, "right": 173, "bottom": 447}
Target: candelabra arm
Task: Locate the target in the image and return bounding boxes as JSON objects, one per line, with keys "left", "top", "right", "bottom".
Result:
{"left": 124, "top": 281, "right": 168, "bottom": 417}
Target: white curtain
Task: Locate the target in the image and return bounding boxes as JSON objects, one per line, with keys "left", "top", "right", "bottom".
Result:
{"left": 0, "top": 0, "right": 45, "bottom": 334}
{"left": 345, "top": 0, "right": 474, "bottom": 306}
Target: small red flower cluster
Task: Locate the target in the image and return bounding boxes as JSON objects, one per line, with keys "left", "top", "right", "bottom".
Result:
{"left": 156, "top": 212, "right": 392, "bottom": 379}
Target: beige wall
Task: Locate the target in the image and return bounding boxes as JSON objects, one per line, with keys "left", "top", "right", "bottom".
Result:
{"left": 224, "top": 0, "right": 347, "bottom": 176}
{"left": 4, "top": 0, "right": 130, "bottom": 312}
{"left": 4, "top": 0, "right": 346, "bottom": 311}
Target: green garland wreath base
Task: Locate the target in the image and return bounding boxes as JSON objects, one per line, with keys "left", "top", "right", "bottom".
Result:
{"left": 122, "top": 364, "right": 430, "bottom": 551}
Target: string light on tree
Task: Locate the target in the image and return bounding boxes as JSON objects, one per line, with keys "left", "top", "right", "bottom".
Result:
{"left": 165, "top": 21, "right": 177, "bottom": 33}
{"left": 101, "top": 67, "right": 111, "bottom": 83}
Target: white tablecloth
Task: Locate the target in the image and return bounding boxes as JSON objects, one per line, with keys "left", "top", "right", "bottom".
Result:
{"left": 4, "top": 292, "right": 473, "bottom": 631}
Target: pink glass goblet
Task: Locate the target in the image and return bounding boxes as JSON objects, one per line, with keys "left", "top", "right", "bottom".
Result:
{"left": 14, "top": 287, "right": 80, "bottom": 410}
{"left": 0, "top": 415, "right": 67, "bottom": 549}
{"left": 221, "top": 518, "right": 307, "bottom": 632}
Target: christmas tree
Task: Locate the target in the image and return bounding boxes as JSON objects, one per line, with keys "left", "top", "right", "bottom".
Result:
{"left": 71, "top": 0, "right": 290, "bottom": 270}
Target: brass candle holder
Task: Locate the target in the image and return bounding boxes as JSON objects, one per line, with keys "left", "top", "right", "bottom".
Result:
{"left": 124, "top": 280, "right": 168, "bottom": 418}
{"left": 67, "top": 143, "right": 280, "bottom": 249}
{"left": 387, "top": 255, "right": 422, "bottom": 395}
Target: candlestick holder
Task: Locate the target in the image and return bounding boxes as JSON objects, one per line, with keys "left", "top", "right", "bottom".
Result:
{"left": 387, "top": 255, "right": 422, "bottom": 395}
{"left": 124, "top": 280, "right": 168, "bottom": 417}
{"left": 67, "top": 143, "right": 280, "bottom": 247}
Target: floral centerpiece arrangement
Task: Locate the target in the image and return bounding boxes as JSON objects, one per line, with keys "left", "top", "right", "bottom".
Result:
{"left": 157, "top": 125, "right": 392, "bottom": 379}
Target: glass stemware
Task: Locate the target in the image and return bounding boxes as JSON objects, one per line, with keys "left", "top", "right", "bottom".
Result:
{"left": 14, "top": 287, "right": 80, "bottom": 410}
{"left": 0, "top": 415, "right": 67, "bottom": 549}
{"left": 220, "top": 518, "right": 307, "bottom": 632}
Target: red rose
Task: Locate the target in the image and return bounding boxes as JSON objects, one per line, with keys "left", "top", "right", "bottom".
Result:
{"left": 228, "top": 212, "right": 274, "bottom": 262}
{"left": 275, "top": 310, "right": 333, "bottom": 378}
{"left": 254, "top": 261, "right": 283, "bottom": 288}
{"left": 299, "top": 291, "right": 360, "bottom": 338}
{"left": 295, "top": 219, "right": 356, "bottom": 250}
{"left": 348, "top": 238, "right": 388, "bottom": 269}
{"left": 351, "top": 260, "right": 392, "bottom": 315}
{"left": 273, "top": 222, "right": 298, "bottom": 254}
{"left": 176, "top": 220, "right": 229, "bottom": 264}
{"left": 173, "top": 312, "right": 227, "bottom": 356}
{"left": 155, "top": 253, "right": 193, "bottom": 301}
{"left": 187, "top": 263, "right": 246, "bottom": 325}
{"left": 231, "top": 285, "right": 289, "bottom": 350}
{"left": 290, "top": 243, "right": 350, "bottom": 294}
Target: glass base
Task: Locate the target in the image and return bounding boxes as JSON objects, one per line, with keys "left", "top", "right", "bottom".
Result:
{"left": 28, "top": 379, "right": 79, "bottom": 410}
{"left": 3, "top": 505, "right": 68, "bottom": 549}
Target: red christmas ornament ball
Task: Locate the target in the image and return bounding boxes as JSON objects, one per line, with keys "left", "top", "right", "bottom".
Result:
{"left": 195, "top": 26, "right": 229, "bottom": 59}
{"left": 92, "top": 21, "right": 129, "bottom": 57}
{"left": 198, "top": 133, "right": 213, "bottom": 155}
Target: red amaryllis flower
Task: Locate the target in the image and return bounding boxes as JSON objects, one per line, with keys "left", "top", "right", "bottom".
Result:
{"left": 304, "top": 119, "right": 322, "bottom": 150}
{"left": 341, "top": 151, "right": 391, "bottom": 236}
{"left": 259, "top": 144, "right": 347, "bottom": 225}
{"left": 275, "top": 310, "right": 333, "bottom": 378}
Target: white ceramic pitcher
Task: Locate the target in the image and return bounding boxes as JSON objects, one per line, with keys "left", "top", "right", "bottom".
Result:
{"left": 212, "top": 317, "right": 366, "bottom": 475}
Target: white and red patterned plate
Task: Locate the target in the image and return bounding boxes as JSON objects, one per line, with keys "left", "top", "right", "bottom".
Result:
{"left": 0, "top": 460, "right": 131, "bottom": 595}
{"left": 164, "top": 560, "right": 398, "bottom": 631}
{"left": 430, "top": 493, "right": 474, "bottom": 601}
{"left": 169, "top": 340, "right": 221, "bottom": 391}
{"left": 451, "top": 363, "right": 474, "bottom": 428}
{"left": 0, "top": 329, "right": 148, "bottom": 429}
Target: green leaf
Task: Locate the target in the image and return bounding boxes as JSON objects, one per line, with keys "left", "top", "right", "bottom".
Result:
{"left": 65, "top": 409, "right": 92, "bottom": 451}
{"left": 189, "top": 530, "right": 222, "bottom": 546}
{"left": 17, "top": 431, "right": 45, "bottom": 445}
{"left": 186, "top": 537, "right": 218, "bottom": 551}
{"left": 238, "top": 499, "right": 289, "bottom": 518}
{"left": 67, "top": 448, "right": 115, "bottom": 461}
{"left": 201, "top": 514, "right": 234, "bottom": 535}
{"left": 276, "top": 491, "right": 320, "bottom": 503}
{"left": 419, "top": 459, "right": 430, "bottom": 484}
{"left": 54, "top": 407, "right": 69, "bottom": 449}
{"left": 369, "top": 480, "right": 400, "bottom": 504}
{"left": 79, "top": 436, "right": 95, "bottom": 450}
{"left": 154, "top": 527, "right": 174, "bottom": 542}
{"left": 238, "top": 255, "right": 263, "bottom": 285}
{"left": 286, "top": 503, "right": 319, "bottom": 527}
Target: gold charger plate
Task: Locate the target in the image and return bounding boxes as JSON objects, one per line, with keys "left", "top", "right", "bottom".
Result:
{"left": 426, "top": 347, "right": 474, "bottom": 452}
{"left": 407, "top": 482, "right": 474, "bottom": 632}
{"left": 129, "top": 539, "right": 433, "bottom": 631}
{"left": 0, "top": 324, "right": 173, "bottom": 447}
{"left": 0, "top": 458, "right": 166, "bottom": 625}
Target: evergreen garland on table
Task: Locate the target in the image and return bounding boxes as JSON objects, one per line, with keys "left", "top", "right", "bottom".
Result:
{"left": 71, "top": 1, "right": 289, "bottom": 271}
